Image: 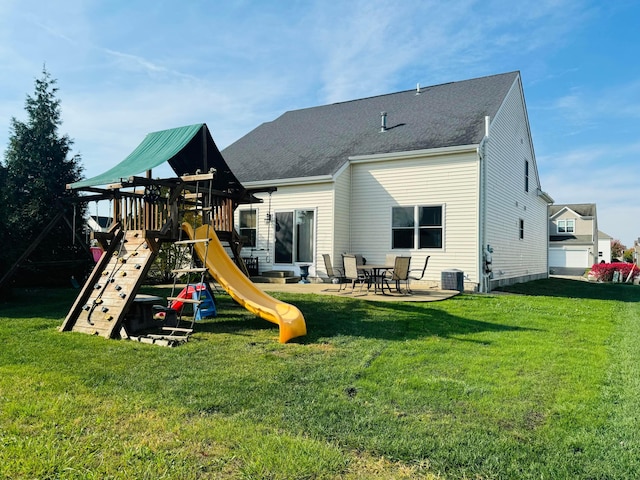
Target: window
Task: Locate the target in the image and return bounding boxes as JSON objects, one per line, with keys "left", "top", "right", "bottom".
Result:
{"left": 238, "top": 209, "right": 257, "bottom": 248}
{"left": 525, "top": 160, "right": 529, "bottom": 192}
{"left": 392, "top": 207, "right": 414, "bottom": 249}
{"left": 392, "top": 205, "right": 443, "bottom": 249}
{"left": 557, "top": 219, "right": 574, "bottom": 234}
{"left": 419, "top": 206, "right": 443, "bottom": 248}
{"left": 519, "top": 219, "right": 524, "bottom": 240}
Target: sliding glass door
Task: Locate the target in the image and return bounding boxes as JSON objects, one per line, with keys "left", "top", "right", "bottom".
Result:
{"left": 274, "top": 210, "right": 315, "bottom": 264}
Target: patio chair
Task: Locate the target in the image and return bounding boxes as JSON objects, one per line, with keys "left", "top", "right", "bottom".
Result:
{"left": 323, "top": 253, "right": 346, "bottom": 291}
{"left": 409, "top": 256, "right": 430, "bottom": 289}
{"left": 343, "top": 254, "right": 370, "bottom": 293}
{"left": 345, "top": 253, "right": 366, "bottom": 266}
{"left": 383, "top": 256, "right": 412, "bottom": 294}
{"left": 385, "top": 253, "right": 397, "bottom": 266}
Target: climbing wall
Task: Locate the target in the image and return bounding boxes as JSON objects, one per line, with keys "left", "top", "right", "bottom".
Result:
{"left": 61, "top": 230, "right": 158, "bottom": 338}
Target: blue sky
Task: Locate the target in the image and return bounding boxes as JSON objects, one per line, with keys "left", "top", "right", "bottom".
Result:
{"left": 1, "top": 0, "right": 639, "bottom": 246}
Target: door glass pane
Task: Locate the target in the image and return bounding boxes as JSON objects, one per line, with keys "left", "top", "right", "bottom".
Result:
{"left": 296, "top": 210, "right": 314, "bottom": 263}
{"left": 275, "top": 212, "right": 293, "bottom": 264}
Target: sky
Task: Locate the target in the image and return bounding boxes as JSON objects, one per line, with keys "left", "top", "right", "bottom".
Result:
{"left": 1, "top": 0, "right": 639, "bottom": 246}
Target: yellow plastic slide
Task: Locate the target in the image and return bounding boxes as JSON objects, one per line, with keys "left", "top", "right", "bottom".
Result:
{"left": 182, "top": 223, "right": 307, "bottom": 343}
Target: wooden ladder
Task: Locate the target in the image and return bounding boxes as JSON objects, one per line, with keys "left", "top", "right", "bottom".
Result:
{"left": 162, "top": 172, "right": 217, "bottom": 338}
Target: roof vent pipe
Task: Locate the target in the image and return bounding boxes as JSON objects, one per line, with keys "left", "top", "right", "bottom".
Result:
{"left": 380, "top": 111, "right": 387, "bottom": 132}
{"left": 484, "top": 115, "right": 490, "bottom": 137}
{"left": 416, "top": 83, "right": 421, "bottom": 95}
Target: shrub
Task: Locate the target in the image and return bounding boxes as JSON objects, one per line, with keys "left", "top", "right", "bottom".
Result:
{"left": 589, "top": 262, "right": 640, "bottom": 282}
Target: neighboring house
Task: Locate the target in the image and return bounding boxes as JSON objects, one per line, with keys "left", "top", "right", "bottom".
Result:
{"left": 598, "top": 231, "right": 612, "bottom": 264}
{"left": 548, "top": 204, "right": 598, "bottom": 275}
{"left": 222, "top": 71, "right": 553, "bottom": 292}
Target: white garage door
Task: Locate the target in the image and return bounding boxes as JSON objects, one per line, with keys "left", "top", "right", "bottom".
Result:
{"left": 549, "top": 248, "right": 589, "bottom": 268}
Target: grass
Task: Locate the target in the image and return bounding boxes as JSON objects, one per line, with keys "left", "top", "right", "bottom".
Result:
{"left": 0, "top": 278, "right": 639, "bottom": 479}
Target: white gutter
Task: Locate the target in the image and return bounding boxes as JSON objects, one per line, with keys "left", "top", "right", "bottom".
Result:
{"left": 349, "top": 144, "right": 479, "bottom": 163}
{"left": 537, "top": 189, "right": 554, "bottom": 204}
{"left": 242, "top": 174, "right": 334, "bottom": 188}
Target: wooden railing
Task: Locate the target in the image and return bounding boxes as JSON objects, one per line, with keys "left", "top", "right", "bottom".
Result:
{"left": 112, "top": 193, "right": 233, "bottom": 235}
{"left": 113, "top": 195, "right": 171, "bottom": 232}
{"left": 210, "top": 197, "right": 234, "bottom": 233}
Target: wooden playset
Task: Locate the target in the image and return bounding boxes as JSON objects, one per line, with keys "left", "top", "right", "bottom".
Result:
{"left": 59, "top": 124, "right": 306, "bottom": 345}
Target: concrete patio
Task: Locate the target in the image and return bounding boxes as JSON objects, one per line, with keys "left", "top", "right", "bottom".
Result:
{"left": 257, "top": 281, "right": 460, "bottom": 302}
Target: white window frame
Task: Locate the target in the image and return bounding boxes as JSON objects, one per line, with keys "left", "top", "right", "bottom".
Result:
{"left": 273, "top": 208, "right": 317, "bottom": 265}
{"left": 557, "top": 219, "right": 575, "bottom": 234}
{"left": 238, "top": 208, "right": 257, "bottom": 248}
{"left": 519, "top": 218, "right": 524, "bottom": 240}
{"left": 565, "top": 219, "right": 575, "bottom": 233}
{"left": 391, "top": 205, "right": 445, "bottom": 250}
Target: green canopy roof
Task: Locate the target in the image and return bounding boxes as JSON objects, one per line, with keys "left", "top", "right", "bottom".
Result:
{"left": 69, "top": 123, "right": 244, "bottom": 194}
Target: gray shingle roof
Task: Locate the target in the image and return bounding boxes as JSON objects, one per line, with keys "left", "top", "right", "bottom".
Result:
{"left": 222, "top": 71, "right": 520, "bottom": 183}
{"left": 550, "top": 235, "right": 594, "bottom": 244}
{"left": 549, "top": 204, "right": 597, "bottom": 218}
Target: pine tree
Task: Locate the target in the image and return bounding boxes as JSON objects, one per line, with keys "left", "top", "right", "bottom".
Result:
{"left": 1, "top": 67, "right": 86, "bottom": 285}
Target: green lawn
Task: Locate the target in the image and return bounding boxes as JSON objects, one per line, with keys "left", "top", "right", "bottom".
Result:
{"left": 1, "top": 278, "right": 639, "bottom": 479}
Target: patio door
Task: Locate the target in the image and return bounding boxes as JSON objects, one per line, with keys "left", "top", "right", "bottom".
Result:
{"left": 274, "top": 210, "right": 315, "bottom": 264}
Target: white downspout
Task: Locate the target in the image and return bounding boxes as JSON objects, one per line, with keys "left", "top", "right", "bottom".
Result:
{"left": 478, "top": 115, "right": 490, "bottom": 293}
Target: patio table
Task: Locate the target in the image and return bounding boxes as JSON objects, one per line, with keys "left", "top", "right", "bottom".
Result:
{"left": 358, "top": 264, "right": 393, "bottom": 294}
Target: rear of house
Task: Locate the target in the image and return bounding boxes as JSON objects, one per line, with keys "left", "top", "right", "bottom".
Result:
{"left": 224, "top": 71, "right": 551, "bottom": 292}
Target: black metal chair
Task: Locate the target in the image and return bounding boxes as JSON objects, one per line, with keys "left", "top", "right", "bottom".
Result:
{"left": 408, "top": 256, "right": 430, "bottom": 290}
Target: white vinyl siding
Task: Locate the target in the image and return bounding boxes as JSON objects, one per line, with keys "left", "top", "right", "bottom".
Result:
{"left": 598, "top": 237, "right": 612, "bottom": 264}
{"left": 483, "top": 77, "right": 549, "bottom": 285}
{"left": 350, "top": 153, "right": 479, "bottom": 284}
{"left": 238, "top": 182, "right": 334, "bottom": 277}
{"left": 333, "top": 166, "right": 351, "bottom": 265}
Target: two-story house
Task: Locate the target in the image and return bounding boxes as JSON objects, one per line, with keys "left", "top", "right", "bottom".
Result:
{"left": 223, "top": 71, "right": 553, "bottom": 292}
{"left": 548, "top": 203, "right": 598, "bottom": 275}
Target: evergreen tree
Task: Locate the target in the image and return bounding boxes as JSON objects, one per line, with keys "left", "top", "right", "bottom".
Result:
{"left": 1, "top": 67, "right": 86, "bottom": 285}
{"left": 0, "top": 164, "right": 9, "bottom": 274}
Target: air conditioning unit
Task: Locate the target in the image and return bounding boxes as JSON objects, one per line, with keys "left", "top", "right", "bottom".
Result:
{"left": 441, "top": 269, "right": 464, "bottom": 292}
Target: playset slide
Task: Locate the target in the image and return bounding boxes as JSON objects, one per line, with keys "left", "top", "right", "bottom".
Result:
{"left": 182, "top": 223, "right": 307, "bottom": 343}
